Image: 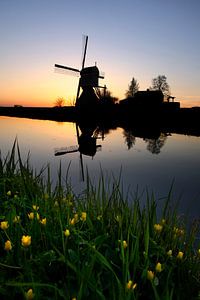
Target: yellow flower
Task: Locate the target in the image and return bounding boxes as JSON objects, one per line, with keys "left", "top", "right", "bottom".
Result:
{"left": 147, "top": 270, "right": 154, "bottom": 280}
{"left": 25, "top": 288, "right": 34, "bottom": 300}
{"left": 28, "top": 212, "right": 34, "bottom": 220}
{"left": 21, "top": 235, "right": 31, "bottom": 247}
{"left": 80, "top": 212, "right": 87, "bottom": 221}
{"left": 132, "top": 283, "right": 137, "bottom": 289}
{"left": 64, "top": 229, "right": 70, "bottom": 237}
{"left": 71, "top": 298, "right": 76, "bottom": 300}
{"left": 32, "top": 205, "right": 39, "bottom": 211}
{"left": 54, "top": 200, "right": 59, "bottom": 207}
{"left": 126, "top": 280, "right": 133, "bottom": 289}
{"left": 13, "top": 215, "right": 20, "bottom": 223}
{"left": 154, "top": 224, "right": 163, "bottom": 233}
{"left": 74, "top": 213, "right": 79, "bottom": 221}
{"left": 155, "top": 262, "right": 162, "bottom": 273}
{"left": 28, "top": 212, "right": 40, "bottom": 220}
{"left": 4, "top": 240, "right": 12, "bottom": 251}
{"left": 198, "top": 249, "right": 200, "bottom": 256}
{"left": 7, "top": 190, "right": 11, "bottom": 196}
{"left": 40, "top": 218, "right": 46, "bottom": 225}
{"left": 0, "top": 221, "right": 9, "bottom": 230}
{"left": 167, "top": 249, "right": 172, "bottom": 256}
{"left": 70, "top": 218, "right": 75, "bottom": 225}
{"left": 123, "top": 240, "right": 128, "bottom": 249}
{"left": 97, "top": 215, "right": 102, "bottom": 220}
{"left": 177, "top": 251, "right": 184, "bottom": 260}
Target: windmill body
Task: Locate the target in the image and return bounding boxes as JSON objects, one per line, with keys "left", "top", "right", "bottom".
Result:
{"left": 54, "top": 36, "right": 104, "bottom": 109}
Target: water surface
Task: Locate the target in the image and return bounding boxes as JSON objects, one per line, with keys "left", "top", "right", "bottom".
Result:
{"left": 1, "top": 116, "right": 200, "bottom": 219}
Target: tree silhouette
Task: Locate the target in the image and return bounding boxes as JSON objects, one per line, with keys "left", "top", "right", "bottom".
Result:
{"left": 125, "top": 77, "right": 139, "bottom": 98}
{"left": 54, "top": 97, "right": 65, "bottom": 107}
{"left": 95, "top": 87, "right": 118, "bottom": 104}
{"left": 150, "top": 75, "right": 170, "bottom": 97}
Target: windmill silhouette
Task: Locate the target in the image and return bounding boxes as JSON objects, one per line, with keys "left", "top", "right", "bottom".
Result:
{"left": 54, "top": 35, "right": 105, "bottom": 108}
{"left": 54, "top": 122, "right": 102, "bottom": 181}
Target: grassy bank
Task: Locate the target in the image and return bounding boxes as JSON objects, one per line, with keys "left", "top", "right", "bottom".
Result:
{"left": 0, "top": 141, "right": 200, "bottom": 299}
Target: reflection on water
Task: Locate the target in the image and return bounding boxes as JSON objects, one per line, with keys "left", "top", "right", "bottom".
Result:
{"left": 1, "top": 116, "right": 200, "bottom": 220}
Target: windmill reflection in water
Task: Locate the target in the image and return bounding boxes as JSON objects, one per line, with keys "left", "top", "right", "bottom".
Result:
{"left": 54, "top": 123, "right": 102, "bottom": 181}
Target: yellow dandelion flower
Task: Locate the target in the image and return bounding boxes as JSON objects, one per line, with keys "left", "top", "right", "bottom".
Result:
{"left": 123, "top": 240, "right": 128, "bottom": 249}
{"left": 32, "top": 205, "right": 39, "bottom": 211}
{"left": 126, "top": 280, "right": 133, "bottom": 289}
{"left": 0, "top": 221, "right": 9, "bottom": 230}
{"left": 167, "top": 249, "right": 172, "bottom": 256}
{"left": 7, "top": 190, "right": 11, "bottom": 196}
{"left": 154, "top": 224, "right": 163, "bottom": 233}
{"left": 177, "top": 251, "right": 184, "bottom": 260}
{"left": 64, "top": 229, "right": 70, "bottom": 237}
{"left": 147, "top": 270, "right": 154, "bottom": 280}
{"left": 21, "top": 235, "right": 31, "bottom": 247}
{"left": 80, "top": 212, "right": 87, "bottom": 221}
{"left": 155, "top": 262, "right": 162, "bottom": 273}
{"left": 40, "top": 218, "right": 46, "bottom": 225}
{"left": 4, "top": 240, "right": 12, "bottom": 251}
{"left": 71, "top": 298, "right": 76, "bottom": 300}
{"left": 13, "top": 216, "right": 20, "bottom": 223}
{"left": 25, "top": 288, "right": 34, "bottom": 300}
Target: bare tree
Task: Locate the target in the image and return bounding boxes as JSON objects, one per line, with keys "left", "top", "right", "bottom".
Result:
{"left": 125, "top": 77, "right": 139, "bottom": 98}
{"left": 54, "top": 97, "right": 65, "bottom": 107}
{"left": 150, "top": 75, "right": 170, "bottom": 97}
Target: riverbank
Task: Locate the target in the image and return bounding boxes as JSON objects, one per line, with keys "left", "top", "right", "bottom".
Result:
{"left": 1, "top": 105, "right": 200, "bottom": 137}
{"left": 0, "top": 142, "right": 200, "bottom": 299}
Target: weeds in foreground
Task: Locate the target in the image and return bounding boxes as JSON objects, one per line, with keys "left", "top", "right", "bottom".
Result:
{"left": 0, "top": 141, "right": 200, "bottom": 299}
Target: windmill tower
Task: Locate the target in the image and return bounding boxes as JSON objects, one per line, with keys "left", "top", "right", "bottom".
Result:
{"left": 54, "top": 35, "right": 105, "bottom": 108}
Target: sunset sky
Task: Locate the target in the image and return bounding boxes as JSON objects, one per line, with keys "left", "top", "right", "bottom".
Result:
{"left": 1, "top": 0, "right": 200, "bottom": 108}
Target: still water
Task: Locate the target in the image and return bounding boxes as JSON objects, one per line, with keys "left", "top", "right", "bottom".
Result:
{"left": 1, "top": 116, "right": 200, "bottom": 219}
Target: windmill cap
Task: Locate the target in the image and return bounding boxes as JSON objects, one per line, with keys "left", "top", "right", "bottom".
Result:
{"left": 80, "top": 66, "right": 99, "bottom": 75}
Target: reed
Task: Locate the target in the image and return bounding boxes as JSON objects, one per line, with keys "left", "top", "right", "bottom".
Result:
{"left": 0, "top": 141, "right": 199, "bottom": 299}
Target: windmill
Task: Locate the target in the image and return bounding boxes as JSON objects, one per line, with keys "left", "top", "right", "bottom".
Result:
{"left": 54, "top": 123, "right": 102, "bottom": 181}
{"left": 54, "top": 35, "right": 105, "bottom": 107}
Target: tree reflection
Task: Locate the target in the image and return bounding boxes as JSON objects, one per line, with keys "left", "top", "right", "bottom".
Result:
{"left": 123, "top": 130, "right": 136, "bottom": 150}
{"left": 144, "top": 133, "right": 167, "bottom": 154}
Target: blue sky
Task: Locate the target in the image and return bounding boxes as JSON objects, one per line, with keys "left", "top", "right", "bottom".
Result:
{"left": 1, "top": 0, "right": 200, "bottom": 107}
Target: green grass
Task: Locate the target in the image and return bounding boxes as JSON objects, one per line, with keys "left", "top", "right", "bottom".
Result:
{"left": 0, "top": 140, "right": 200, "bottom": 299}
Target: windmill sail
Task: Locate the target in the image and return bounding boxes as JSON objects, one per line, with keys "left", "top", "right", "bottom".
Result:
{"left": 54, "top": 145, "right": 79, "bottom": 156}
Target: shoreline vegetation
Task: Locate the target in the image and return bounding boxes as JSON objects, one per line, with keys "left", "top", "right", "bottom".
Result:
{"left": 1, "top": 105, "right": 200, "bottom": 137}
{"left": 0, "top": 141, "right": 200, "bottom": 299}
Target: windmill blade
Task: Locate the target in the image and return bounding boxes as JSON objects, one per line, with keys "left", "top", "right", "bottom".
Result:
{"left": 79, "top": 152, "right": 85, "bottom": 181}
{"left": 99, "top": 71, "right": 105, "bottom": 79}
{"left": 55, "top": 64, "right": 80, "bottom": 73}
{"left": 81, "top": 35, "right": 88, "bottom": 69}
{"left": 54, "top": 145, "right": 79, "bottom": 156}
{"left": 54, "top": 67, "right": 80, "bottom": 77}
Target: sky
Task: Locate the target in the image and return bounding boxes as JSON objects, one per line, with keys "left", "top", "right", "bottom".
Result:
{"left": 1, "top": 0, "right": 200, "bottom": 108}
